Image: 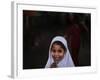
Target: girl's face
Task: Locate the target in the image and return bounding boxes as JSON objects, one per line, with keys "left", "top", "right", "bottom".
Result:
{"left": 51, "top": 43, "right": 65, "bottom": 63}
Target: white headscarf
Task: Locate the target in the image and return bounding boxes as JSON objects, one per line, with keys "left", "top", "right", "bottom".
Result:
{"left": 45, "top": 36, "right": 74, "bottom": 68}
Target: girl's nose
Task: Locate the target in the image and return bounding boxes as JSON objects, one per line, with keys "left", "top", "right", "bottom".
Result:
{"left": 54, "top": 52, "right": 59, "bottom": 56}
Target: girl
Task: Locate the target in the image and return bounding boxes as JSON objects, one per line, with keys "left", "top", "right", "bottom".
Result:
{"left": 45, "top": 36, "right": 74, "bottom": 68}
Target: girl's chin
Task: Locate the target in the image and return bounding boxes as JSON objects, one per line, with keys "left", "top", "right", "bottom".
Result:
{"left": 54, "top": 58, "right": 63, "bottom": 63}
{"left": 53, "top": 57, "right": 63, "bottom": 63}
{"left": 54, "top": 59, "right": 60, "bottom": 63}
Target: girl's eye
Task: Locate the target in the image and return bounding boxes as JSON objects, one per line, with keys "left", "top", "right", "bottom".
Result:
{"left": 52, "top": 49, "right": 56, "bottom": 53}
{"left": 58, "top": 50, "right": 62, "bottom": 53}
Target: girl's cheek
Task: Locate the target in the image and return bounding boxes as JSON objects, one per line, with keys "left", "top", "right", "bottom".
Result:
{"left": 51, "top": 52, "right": 54, "bottom": 56}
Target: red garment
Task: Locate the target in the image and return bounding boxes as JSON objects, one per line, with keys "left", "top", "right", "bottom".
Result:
{"left": 65, "top": 24, "right": 81, "bottom": 66}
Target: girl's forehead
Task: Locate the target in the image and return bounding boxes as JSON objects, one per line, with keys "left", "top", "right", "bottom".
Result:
{"left": 52, "top": 42, "right": 62, "bottom": 47}
{"left": 52, "top": 43, "right": 65, "bottom": 50}
{"left": 52, "top": 43, "right": 62, "bottom": 47}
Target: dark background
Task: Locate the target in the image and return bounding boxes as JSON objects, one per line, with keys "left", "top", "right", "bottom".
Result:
{"left": 23, "top": 10, "right": 91, "bottom": 69}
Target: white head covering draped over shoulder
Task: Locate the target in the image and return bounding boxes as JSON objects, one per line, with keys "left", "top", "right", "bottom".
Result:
{"left": 45, "top": 36, "right": 75, "bottom": 68}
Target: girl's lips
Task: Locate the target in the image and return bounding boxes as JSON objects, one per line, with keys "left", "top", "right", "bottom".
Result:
{"left": 53, "top": 56, "right": 59, "bottom": 59}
